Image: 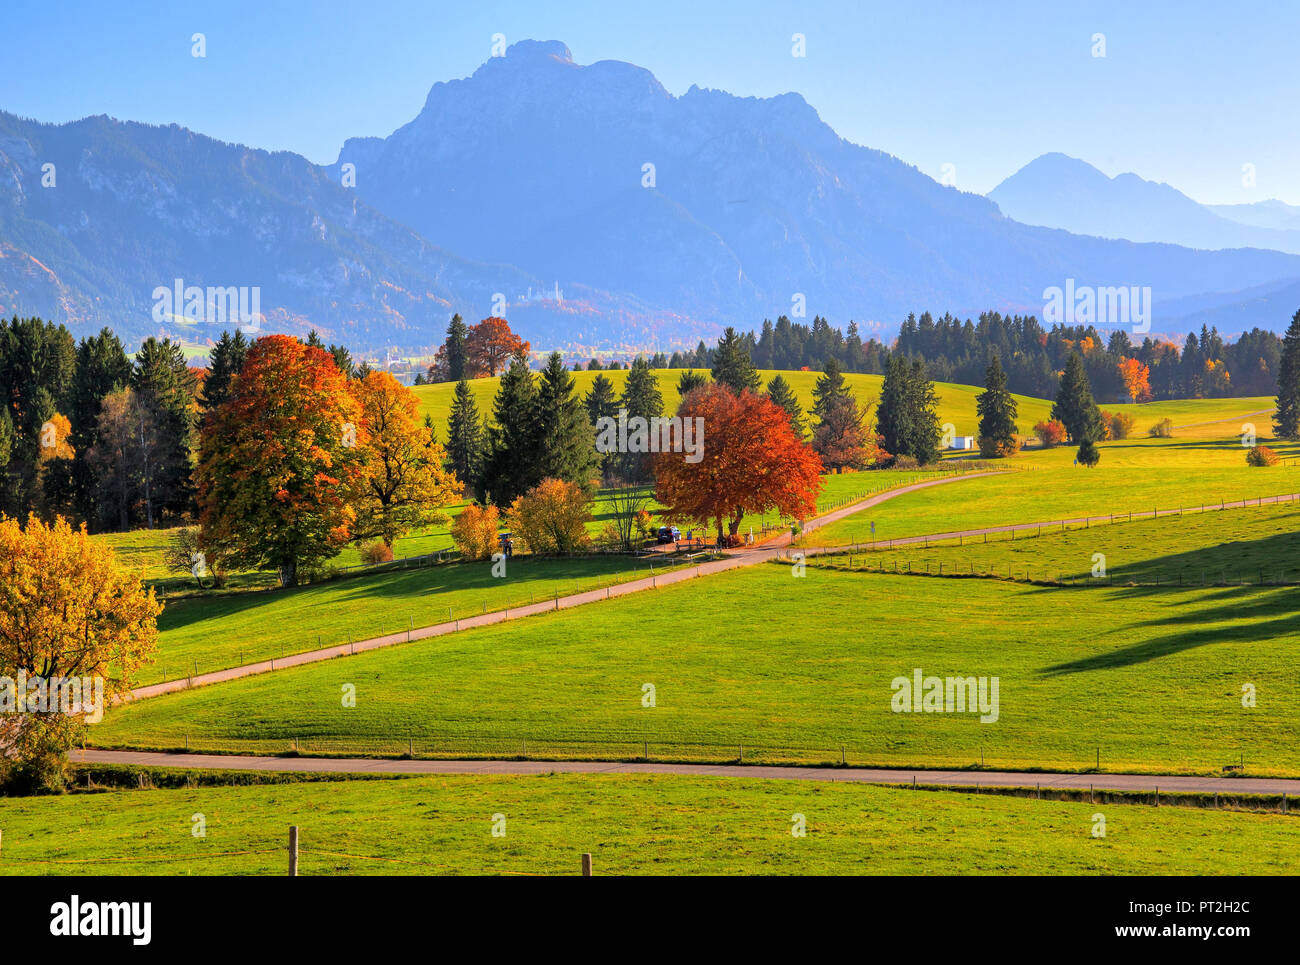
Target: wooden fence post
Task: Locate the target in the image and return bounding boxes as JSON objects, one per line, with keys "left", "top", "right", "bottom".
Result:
{"left": 288, "top": 826, "right": 299, "bottom": 877}
{"left": 581, "top": 852, "right": 593, "bottom": 876}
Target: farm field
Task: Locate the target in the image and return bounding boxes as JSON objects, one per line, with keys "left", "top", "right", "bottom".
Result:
{"left": 2, "top": 772, "right": 1296, "bottom": 876}
{"left": 815, "top": 432, "right": 1300, "bottom": 546}
{"left": 412, "top": 369, "right": 1057, "bottom": 443}
{"left": 92, "top": 565, "right": 1300, "bottom": 777}
{"left": 812, "top": 500, "right": 1300, "bottom": 585}
{"left": 141, "top": 554, "right": 689, "bottom": 681}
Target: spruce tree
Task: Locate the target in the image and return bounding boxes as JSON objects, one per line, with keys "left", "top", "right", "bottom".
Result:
{"left": 677, "top": 369, "right": 708, "bottom": 397}
{"left": 201, "top": 329, "right": 249, "bottom": 416}
{"left": 618, "top": 356, "right": 663, "bottom": 481}
{"left": 534, "top": 352, "right": 599, "bottom": 488}
{"left": 1077, "top": 435, "right": 1101, "bottom": 467}
{"left": 68, "top": 329, "right": 132, "bottom": 525}
{"left": 445, "top": 379, "right": 484, "bottom": 495}
{"left": 1051, "top": 352, "right": 1102, "bottom": 444}
{"left": 481, "top": 356, "right": 538, "bottom": 506}
{"left": 585, "top": 373, "right": 620, "bottom": 481}
{"left": 711, "top": 326, "right": 760, "bottom": 394}
{"left": 445, "top": 314, "right": 469, "bottom": 382}
{"left": 811, "top": 358, "right": 850, "bottom": 420}
{"left": 976, "top": 354, "right": 1019, "bottom": 457}
{"left": 131, "top": 337, "right": 198, "bottom": 525}
{"left": 766, "top": 374, "right": 807, "bottom": 439}
{"left": 1273, "top": 310, "right": 1300, "bottom": 439}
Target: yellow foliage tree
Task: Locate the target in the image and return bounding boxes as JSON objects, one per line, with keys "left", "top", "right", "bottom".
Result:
{"left": 506, "top": 478, "right": 593, "bottom": 555}
{"left": 350, "top": 371, "right": 461, "bottom": 549}
{"left": 449, "top": 503, "right": 500, "bottom": 559}
{"left": 0, "top": 515, "right": 161, "bottom": 790}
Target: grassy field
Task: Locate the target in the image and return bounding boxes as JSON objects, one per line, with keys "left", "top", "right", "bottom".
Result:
{"left": 412, "top": 368, "right": 1057, "bottom": 444}
{"left": 815, "top": 429, "right": 1300, "bottom": 546}
{"left": 93, "top": 565, "right": 1300, "bottom": 776}
{"left": 811, "top": 500, "right": 1300, "bottom": 585}
{"left": 142, "top": 554, "right": 689, "bottom": 681}
{"left": 2, "top": 772, "right": 1295, "bottom": 875}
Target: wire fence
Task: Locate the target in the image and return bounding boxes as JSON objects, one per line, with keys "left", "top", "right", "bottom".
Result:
{"left": 86, "top": 732, "right": 1294, "bottom": 781}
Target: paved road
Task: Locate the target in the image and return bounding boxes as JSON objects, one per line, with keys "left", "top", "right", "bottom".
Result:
{"left": 129, "top": 471, "right": 1004, "bottom": 701}
{"left": 70, "top": 749, "right": 1300, "bottom": 796}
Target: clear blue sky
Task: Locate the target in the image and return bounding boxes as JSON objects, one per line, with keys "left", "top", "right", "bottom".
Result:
{"left": 3, "top": 0, "right": 1297, "bottom": 203}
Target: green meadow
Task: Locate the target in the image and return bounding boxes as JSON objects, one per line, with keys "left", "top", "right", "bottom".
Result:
{"left": 1, "top": 773, "right": 1295, "bottom": 876}
{"left": 93, "top": 565, "right": 1300, "bottom": 777}
{"left": 812, "top": 500, "right": 1300, "bottom": 585}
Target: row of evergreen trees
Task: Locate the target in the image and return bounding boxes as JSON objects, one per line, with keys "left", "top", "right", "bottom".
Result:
{"left": 644, "top": 310, "right": 1285, "bottom": 404}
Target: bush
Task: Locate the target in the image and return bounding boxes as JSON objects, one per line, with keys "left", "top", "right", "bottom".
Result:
{"left": 163, "top": 526, "right": 228, "bottom": 588}
{"left": 1148, "top": 418, "right": 1175, "bottom": 438}
{"left": 506, "top": 479, "right": 593, "bottom": 555}
{"left": 1107, "top": 412, "right": 1135, "bottom": 440}
{"left": 1246, "top": 445, "right": 1280, "bottom": 467}
{"left": 358, "top": 540, "right": 394, "bottom": 564}
{"left": 978, "top": 435, "right": 1022, "bottom": 458}
{"left": 889, "top": 454, "right": 920, "bottom": 470}
{"left": 450, "top": 504, "right": 500, "bottom": 559}
{"left": 1033, "top": 420, "right": 1066, "bottom": 447}
{"left": 1077, "top": 437, "right": 1101, "bottom": 467}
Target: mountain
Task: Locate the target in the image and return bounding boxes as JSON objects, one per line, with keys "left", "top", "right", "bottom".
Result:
{"left": 4, "top": 43, "right": 1300, "bottom": 353}
{"left": 0, "top": 111, "right": 592, "bottom": 350}
{"left": 989, "top": 153, "right": 1300, "bottom": 255}
{"left": 1207, "top": 199, "right": 1300, "bottom": 233}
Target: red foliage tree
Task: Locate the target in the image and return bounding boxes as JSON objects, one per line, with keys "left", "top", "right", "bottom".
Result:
{"left": 653, "top": 384, "right": 823, "bottom": 545}
{"left": 466, "top": 317, "right": 530, "bottom": 377}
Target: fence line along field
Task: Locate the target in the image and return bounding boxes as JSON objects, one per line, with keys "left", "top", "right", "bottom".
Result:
{"left": 91, "top": 565, "right": 1300, "bottom": 777}
{"left": 3, "top": 772, "right": 1298, "bottom": 876}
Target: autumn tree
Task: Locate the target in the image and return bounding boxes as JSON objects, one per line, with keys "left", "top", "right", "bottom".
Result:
{"left": 0, "top": 515, "right": 161, "bottom": 791}
{"left": 449, "top": 503, "right": 501, "bottom": 559}
{"left": 1117, "top": 357, "right": 1151, "bottom": 404}
{"left": 466, "top": 317, "right": 530, "bottom": 377}
{"left": 350, "top": 370, "right": 460, "bottom": 550}
{"left": 654, "top": 384, "right": 823, "bottom": 545}
{"left": 813, "top": 392, "right": 880, "bottom": 472}
{"left": 506, "top": 478, "right": 593, "bottom": 555}
{"left": 196, "top": 335, "right": 363, "bottom": 586}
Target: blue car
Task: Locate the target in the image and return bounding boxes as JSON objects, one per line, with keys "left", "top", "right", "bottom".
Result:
{"left": 655, "top": 526, "right": 681, "bottom": 544}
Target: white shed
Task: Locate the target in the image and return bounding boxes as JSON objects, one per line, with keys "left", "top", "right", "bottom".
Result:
{"left": 949, "top": 435, "right": 976, "bottom": 451}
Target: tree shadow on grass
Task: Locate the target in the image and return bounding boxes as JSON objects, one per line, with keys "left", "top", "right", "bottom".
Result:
{"left": 1037, "top": 578, "right": 1300, "bottom": 676}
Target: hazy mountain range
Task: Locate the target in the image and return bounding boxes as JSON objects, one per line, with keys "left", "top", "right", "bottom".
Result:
{"left": 3, "top": 39, "right": 1300, "bottom": 352}
{"left": 989, "top": 153, "right": 1300, "bottom": 256}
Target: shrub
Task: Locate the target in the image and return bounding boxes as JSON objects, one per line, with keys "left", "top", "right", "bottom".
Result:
{"left": 1246, "top": 445, "right": 1280, "bottom": 467}
{"left": 450, "top": 503, "right": 501, "bottom": 559}
{"left": 506, "top": 478, "right": 593, "bottom": 555}
{"left": 889, "top": 454, "right": 920, "bottom": 470}
{"left": 358, "top": 540, "right": 394, "bottom": 564}
{"left": 163, "top": 526, "right": 229, "bottom": 588}
{"left": 633, "top": 509, "right": 655, "bottom": 542}
{"left": 1148, "top": 418, "right": 1175, "bottom": 438}
{"left": 1033, "top": 420, "right": 1066, "bottom": 447}
{"left": 1077, "top": 437, "right": 1101, "bottom": 467}
{"left": 1107, "top": 412, "right": 1135, "bottom": 440}
{"left": 978, "top": 435, "right": 1022, "bottom": 458}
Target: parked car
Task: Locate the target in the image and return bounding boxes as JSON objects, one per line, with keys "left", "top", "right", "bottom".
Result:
{"left": 655, "top": 526, "right": 681, "bottom": 544}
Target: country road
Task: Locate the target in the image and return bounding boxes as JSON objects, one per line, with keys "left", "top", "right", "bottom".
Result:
{"left": 70, "top": 749, "right": 1300, "bottom": 797}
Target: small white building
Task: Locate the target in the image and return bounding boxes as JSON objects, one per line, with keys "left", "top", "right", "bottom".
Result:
{"left": 949, "top": 435, "right": 976, "bottom": 451}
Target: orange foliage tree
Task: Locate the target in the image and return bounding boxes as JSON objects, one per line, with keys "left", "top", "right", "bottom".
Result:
{"left": 450, "top": 503, "right": 501, "bottom": 559}
{"left": 466, "top": 317, "right": 530, "bottom": 377}
{"left": 654, "top": 384, "right": 823, "bottom": 545}
{"left": 1117, "top": 357, "right": 1151, "bottom": 403}
{"left": 350, "top": 370, "right": 460, "bottom": 549}
{"left": 196, "top": 335, "right": 363, "bottom": 587}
